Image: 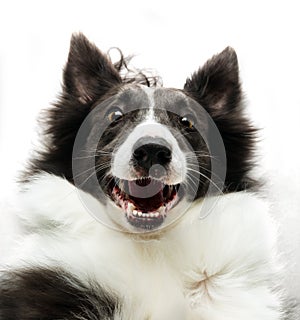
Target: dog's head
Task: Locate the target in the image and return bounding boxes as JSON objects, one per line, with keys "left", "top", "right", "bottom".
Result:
{"left": 27, "top": 34, "right": 256, "bottom": 233}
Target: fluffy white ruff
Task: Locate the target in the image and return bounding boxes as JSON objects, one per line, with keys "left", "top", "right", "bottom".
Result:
{"left": 1, "top": 174, "right": 283, "bottom": 319}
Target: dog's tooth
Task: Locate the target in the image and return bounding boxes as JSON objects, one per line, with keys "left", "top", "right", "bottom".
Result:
{"left": 118, "top": 179, "right": 124, "bottom": 190}
{"left": 127, "top": 202, "right": 135, "bottom": 213}
{"left": 133, "top": 210, "right": 138, "bottom": 216}
{"left": 138, "top": 211, "right": 143, "bottom": 217}
{"left": 150, "top": 213, "right": 154, "bottom": 218}
{"left": 154, "top": 212, "right": 159, "bottom": 218}
{"left": 142, "top": 213, "right": 147, "bottom": 218}
{"left": 158, "top": 206, "right": 165, "bottom": 214}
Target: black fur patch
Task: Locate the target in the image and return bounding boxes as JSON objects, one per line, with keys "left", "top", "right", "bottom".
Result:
{"left": 0, "top": 267, "right": 119, "bottom": 320}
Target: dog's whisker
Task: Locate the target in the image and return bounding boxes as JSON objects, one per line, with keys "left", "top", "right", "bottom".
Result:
{"left": 77, "top": 164, "right": 111, "bottom": 188}
{"left": 95, "top": 163, "right": 111, "bottom": 170}
{"left": 187, "top": 163, "right": 224, "bottom": 183}
{"left": 185, "top": 173, "right": 200, "bottom": 191}
{"left": 185, "top": 152, "right": 218, "bottom": 160}
{"left": 79, "top": 149, "right": 112, "bottom": 155}
{"left": 185, "top": 177, "right": 201, "bottom": 195}
{"left": 101, "top": 175, "right": 115, "bottom": 190}
{"left": 186, "top": 167, "right": 224, "bottom": 194}
{"left": 72, "top": 166, "right": 96, "bottom": 180}
{"left": 73, "top": 155, "right": 99, "bottom": 160}
{"left": 72, "top": 162, "right": 111, "bottom": 180}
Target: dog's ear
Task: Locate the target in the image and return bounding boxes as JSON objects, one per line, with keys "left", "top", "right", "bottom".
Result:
{"left": 184, "top": 47, "right": 241, "bottom": 115}
{"left": 63, "top": 33, "right": 122, "bottom": 104}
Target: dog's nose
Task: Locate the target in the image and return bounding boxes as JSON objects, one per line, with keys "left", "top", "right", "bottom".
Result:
{"left": 132, "top": 138, "right": 172, "bottom": 173}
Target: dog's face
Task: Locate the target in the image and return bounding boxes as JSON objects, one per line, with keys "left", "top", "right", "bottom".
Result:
{"left": 76, "top": 86, "right": 214, "bottom": 231}
{"left": 27, "top": 34, "right": 256, "bottom": 233}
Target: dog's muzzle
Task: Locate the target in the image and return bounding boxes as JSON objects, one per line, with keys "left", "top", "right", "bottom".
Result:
{"left": 107, "top": 136, "right": 184, "bottom": 231}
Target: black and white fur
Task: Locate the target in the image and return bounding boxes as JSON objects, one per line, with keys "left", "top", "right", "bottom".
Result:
{"left": 0, "top": 34, "right": 286, "bottom": 319}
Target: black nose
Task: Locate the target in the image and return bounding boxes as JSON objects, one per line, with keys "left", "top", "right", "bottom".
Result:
{"left": 132, "top": 138, "right": 172, "bottom": 172}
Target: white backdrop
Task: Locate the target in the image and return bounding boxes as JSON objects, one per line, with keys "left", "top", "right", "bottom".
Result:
{"left": 0, "top": 0, "right": 299, "bottom": 300}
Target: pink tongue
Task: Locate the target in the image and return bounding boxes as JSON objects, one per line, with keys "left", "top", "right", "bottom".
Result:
{"left": 128, "top": 179, "right": 163, "bottom": 198}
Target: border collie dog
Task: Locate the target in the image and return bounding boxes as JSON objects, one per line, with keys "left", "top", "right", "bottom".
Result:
{"left": 0, "top": 34, "right": 285, "bottom": 319}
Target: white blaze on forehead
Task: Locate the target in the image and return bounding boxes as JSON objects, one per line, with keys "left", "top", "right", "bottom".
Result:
{"left": 141, "top": 85, "right": 156, "bottom": 122}
{"left": 111, "top": 86, "right": 187, "bottom": 184}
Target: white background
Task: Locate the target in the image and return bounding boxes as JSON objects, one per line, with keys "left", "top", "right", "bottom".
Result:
{"left": 0, "top": 0, "right": 299, "bottom": 300}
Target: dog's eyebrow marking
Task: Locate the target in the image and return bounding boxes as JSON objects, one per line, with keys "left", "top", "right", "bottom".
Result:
{"left": 140, "top": 86, "right": 156, "bottom": 122}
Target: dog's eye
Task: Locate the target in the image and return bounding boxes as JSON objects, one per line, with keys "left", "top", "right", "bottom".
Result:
{"left": 106, "top": 107, "right": 123, "bottom": 123}
{"left": 180, "top": 115, "right": 195, "bottom": 129}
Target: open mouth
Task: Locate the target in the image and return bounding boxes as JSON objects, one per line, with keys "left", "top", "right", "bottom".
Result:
{"left": 107, "top": 177, "right": 181, "bottom": 230}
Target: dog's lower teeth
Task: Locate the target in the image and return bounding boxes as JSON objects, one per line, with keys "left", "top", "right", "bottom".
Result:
{"left": 124, "top": 201, "right": 167, "bottom": 220}
{"left": 128, "top": 203, "right": 135, "bottom": 213}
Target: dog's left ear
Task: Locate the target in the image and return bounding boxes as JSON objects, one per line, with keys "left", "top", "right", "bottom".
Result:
{"left": 184, "top": 47, "right": 241, "bottom": 115}
{"left": 63, "top": 33, "right": 122, "bottom": 104}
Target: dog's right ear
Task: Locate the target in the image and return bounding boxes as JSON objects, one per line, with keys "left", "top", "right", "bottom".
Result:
{"left": 63, "top": 33, "right": 122, "bottom": 104}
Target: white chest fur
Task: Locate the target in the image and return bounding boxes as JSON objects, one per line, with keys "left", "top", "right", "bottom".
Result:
{"left": 2, "top": 175, "right": 283, "bottom": 320}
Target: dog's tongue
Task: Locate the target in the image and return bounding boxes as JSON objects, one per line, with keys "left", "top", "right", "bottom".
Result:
{"left": 124, "top": 179, "right": 165, "bottom": 212}
{"left": 127, "top": 179, "right": 163, "bottom": 199}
